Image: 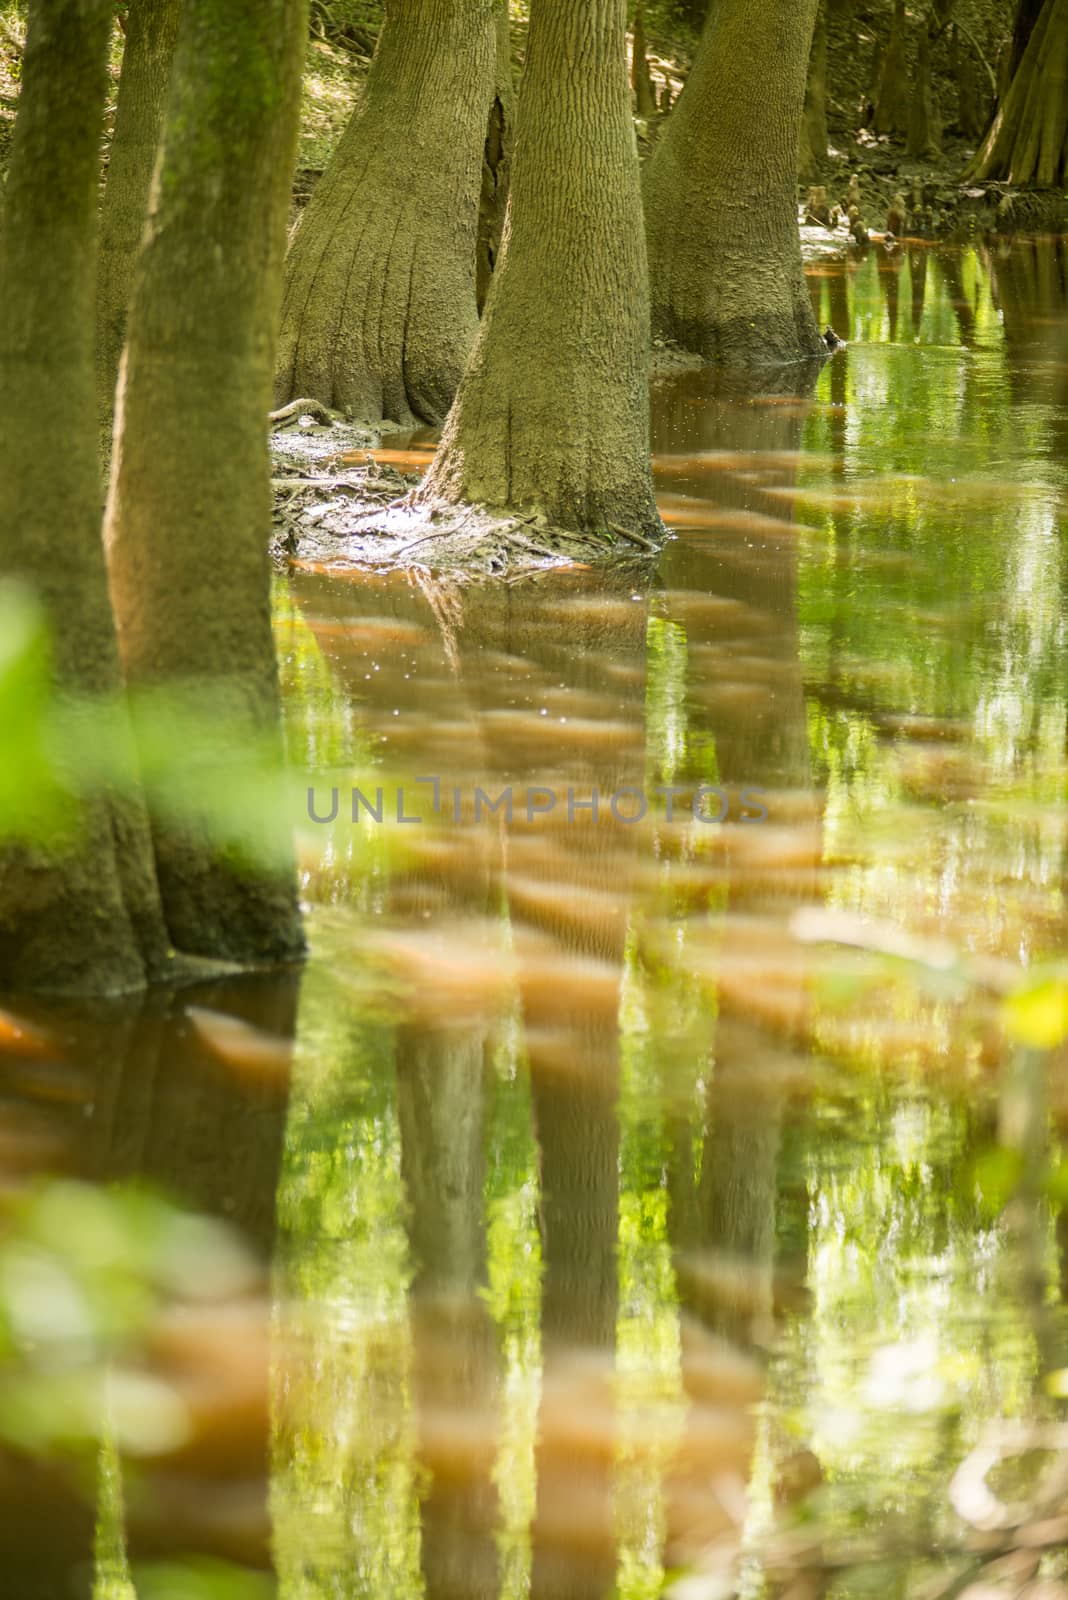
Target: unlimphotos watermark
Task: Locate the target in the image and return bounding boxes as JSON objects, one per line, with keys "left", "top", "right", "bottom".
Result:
{"left": 306, "top": 777, "right": 770, "bottom": 827}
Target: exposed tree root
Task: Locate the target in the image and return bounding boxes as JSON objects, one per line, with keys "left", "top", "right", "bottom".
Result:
{"left": 269, "top": 415, "right": 663, "bottom": 580}
{"left": 271, "top": 463, "right": 664, "bottom": 580}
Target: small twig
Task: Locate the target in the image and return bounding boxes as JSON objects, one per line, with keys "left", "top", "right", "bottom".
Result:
{"left": 393, "top": 512, "right": 476, "bottom": 562}
{"left": 608, "top": 520, "right": 658, "bottom": 553}
{"left": 392, "top": 530, "right": 447, "bottom": 560}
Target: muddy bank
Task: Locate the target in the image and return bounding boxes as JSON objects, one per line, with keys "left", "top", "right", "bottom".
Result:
{"left": 799, "top": 134, "right": 1068, "bottom": 251}
{"left": 270, "top": 410, "right": 660, "bottom": 579}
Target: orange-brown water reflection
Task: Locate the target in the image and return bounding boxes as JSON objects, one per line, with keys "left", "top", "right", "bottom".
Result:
{"left": 3, "top": 239, "right": 1068, "bottom": 1599}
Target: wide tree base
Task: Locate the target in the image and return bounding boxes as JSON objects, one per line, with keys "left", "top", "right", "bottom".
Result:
{"left": 270, "top": 418, "right": 666, "bottom": 579}
{"left": 964, "top": 0, "right": 1068, "bottom": 187}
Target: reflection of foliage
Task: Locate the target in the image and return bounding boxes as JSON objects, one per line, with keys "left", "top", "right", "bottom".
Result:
{"left": 0, "top": 1180, "right": 257, "bottom": 1458}
{"left": 271, "top": 974, "right": 421, "bottom": 1600}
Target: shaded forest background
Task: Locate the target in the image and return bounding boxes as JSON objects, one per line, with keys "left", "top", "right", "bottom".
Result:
{"left": 0, "top": 0, "right": 1033, "bottom": 207}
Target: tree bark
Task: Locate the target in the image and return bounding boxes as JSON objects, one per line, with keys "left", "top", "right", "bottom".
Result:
{"left": 631, "top": 1, "right": 657, "bottom": 119}
{"left": 643, "top": 0, "right": 825, "bottom": 366}
{"left": 907, "top": 23, "right": 941, "bottom": 158}
{"left": 955, "top": 27, "right": 988, "bottom": 142}
{"left": 798, "top": 0, "right": 829, "bottom": 180}
{"left": 873, "top": 0, "right": 908, "bottom": 135}
{"left": 1010, "top": 0, "right": 1046, "bottom": 76}
{"left": 274, "top": 0, "right": 498, "bottom": 426}
{"left": 104, "top": 0, "right": 307, "bottom": 966}
{"left": 415, "top": 0, "right": 662, "bottom": 541}
{"left": 0, "top": 0, "right": 171, "bottom": 996}
{"left": 964, "top": 0, "right": 1068, "bottom": 186}
{"left": 96, "top": 0, "right": 183, "bottom": 436}
{"left": 476, "top": 0, "right": 514, "bottom": 315}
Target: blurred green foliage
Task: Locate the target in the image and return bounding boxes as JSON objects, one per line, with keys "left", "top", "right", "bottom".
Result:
{"left": 0, "top": 585, "right": 78, "bottom": 843}
{"left": 0, "top": 1180, "right": 257, "bottom": 1458}
{"left": 0, "top": 580, "right": 315, "bottom": 877}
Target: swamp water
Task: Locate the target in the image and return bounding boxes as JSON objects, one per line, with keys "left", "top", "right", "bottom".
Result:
{"left": 3, "top": 237, "right": 1068, "bottom": 1600}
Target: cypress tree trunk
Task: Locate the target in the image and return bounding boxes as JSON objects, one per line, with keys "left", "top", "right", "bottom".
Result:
{"left": 96, "top": 0, "right": 183, "bottom": 433}
{"left": 104, "top": 0, "right": 307, "bottom": 966}
{"left": 0, "top": 0, "right": 171, "bottom": 996}
{"left": 798, "top": 0, "right": 829, "bottom": 180}
{"left": 907, "top": 25, "right": 941, "bottom": 158}
{"left": 955, "top": 28, "right": 987, "bottom": 143}
{"left": 273, "top": 0, "right": 499, "bottom": 426}
{"left": 1010, "top": 0, "right": 1046, "bottom": 76}
{"left": 643, "top": 0, "right": 825, "bottom": 366}
{"left": 964, "top": 0, "right": 1068, "bottom": 186}
{"left": 873, "top": 0, "right": 908, "bottom": 135}
{"left": 415, "top": 0, "right": 663, "bottom": 542}
{"left": 631, "top": 1, "right": 657, "bottom": 119}
{"left": 476, "top": 0, "right": 514, "bottom": 314}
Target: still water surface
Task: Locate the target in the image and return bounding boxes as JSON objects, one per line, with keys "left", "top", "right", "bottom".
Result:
{"left": 4, "top": 238, "right": 1068, "bottom": 1600}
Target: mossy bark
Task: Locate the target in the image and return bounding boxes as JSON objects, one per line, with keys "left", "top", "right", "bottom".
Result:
{"left": 643, "top": 0, "right": 825, "bottom": 366}
{"left": 274, "top": 0, "right": 499, "bottom": 426}
{"left": 416, "top": 0, "right": 662, "bottom": 541}
{"left": 964, "top": 0, "right": 1068, "bottom": 187}
{"left": 1010, "top": 0, "right": 1046, "bottom": 76}
{"left": 96, "top": 0, "right": 183, "bottom": 434}
{"left": 798, "top": 0, "right": 828, "bottom": 180}
{"left": 104, "top": 0, "right": 306, "bottom": 966}
{"left": 0, "top": 0, "right": 171, "bottom": 996}
{"left": 476, "top": 0, "right": 514, "bottom": 314}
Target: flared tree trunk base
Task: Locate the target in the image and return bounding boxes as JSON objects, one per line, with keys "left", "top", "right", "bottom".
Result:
{"left": 644, "top": 0, "right": 825, "bottom": 370}
{"left": 964, "top": 0, "right": 1068, "bottom": 187}
{"left": 273, "top": 0, "right": 498, "bottom": 428}
{"left": 658, "top": 305, "right": 829, "bottom": 369}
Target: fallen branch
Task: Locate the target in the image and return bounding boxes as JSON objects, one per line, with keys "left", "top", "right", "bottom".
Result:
{"left": 268, "top": 397, "right": 337, "bottom": 426}
{"left": 270, "top": 476, "right": 363, "bottom": 493}
{"left": 608, "top": 520, "right": 659, "bottom": 553}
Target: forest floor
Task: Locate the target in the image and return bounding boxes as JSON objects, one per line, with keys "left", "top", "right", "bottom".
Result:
{"left": 800, "top": 128, "right": 1068, "bottom": 247}
{"left": 1, "top": 10, "right": 1061, "bottom": 244}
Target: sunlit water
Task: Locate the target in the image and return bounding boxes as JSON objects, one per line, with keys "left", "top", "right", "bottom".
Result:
{"left": 2, "top": 239, "right": 1068, "bottom": 1600}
